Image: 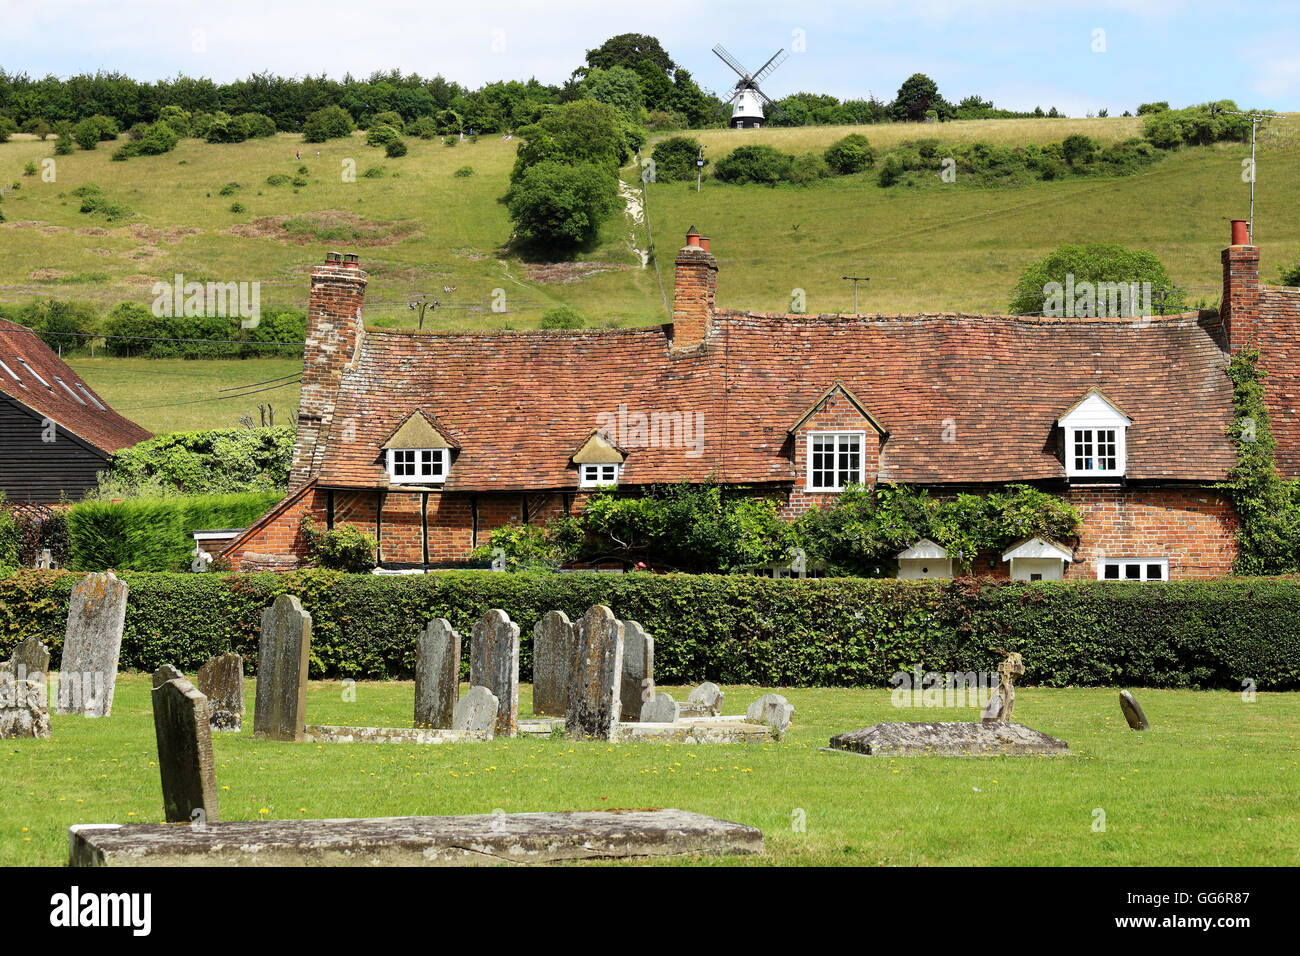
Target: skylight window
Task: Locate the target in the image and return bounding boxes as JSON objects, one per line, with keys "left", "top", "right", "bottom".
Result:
{"left": 56, "top": 377, "right": 86, "bottom": 405}
{"left": 77, "top": 384, "right": 106, "bottom": 410}
{"left": 17, "top": 359, "right": 51, "bottom": 389}
{"left": 0, "top": 359, "right": 22, "bottom": 386}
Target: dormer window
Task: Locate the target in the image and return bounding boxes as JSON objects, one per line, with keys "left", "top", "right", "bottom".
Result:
{"left": 1058, "top": 390, "right": 1131, "bottom": 479}
{"left": 789, "top": 382, "right": 886, "bottom": 494}
{"left": 386, "top": 448, "right": 447, "bottom": 484}
{"left": 579, "top": 463, "right": 621, "bottom": 488}
{"left": 379, "top": 410, "right": 457, "bottom": 486}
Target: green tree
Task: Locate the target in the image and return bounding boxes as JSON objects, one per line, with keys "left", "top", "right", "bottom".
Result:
{"left": 650, "top": 135, "right": 704, "bottom": 182}
{"left": 510, "top": 100, "right": 632, "bottom": 184}
{"left": 823, "top": 133, "right": 876, "bottom": 174}
{"left": 584, "top": 34, "right": 675, "bottom": 74}
{"left": 582, "top": 67, "right": 644, "bottom": 118}
{"left": 1009, "top": 243, "right": 1183, "bottom": 316}
{"left": 302, "top": 105, "right": 353, "bottom": 142}
{"left": 891, "top": 73, "right": 942, "bottom": 122}
{"left": 506, "top": 161, "right": 618, "bottom": 249}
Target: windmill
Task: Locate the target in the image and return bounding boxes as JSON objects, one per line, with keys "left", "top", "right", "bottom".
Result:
{"left": 713, "top": 43, "right": 788, "bottom": 129}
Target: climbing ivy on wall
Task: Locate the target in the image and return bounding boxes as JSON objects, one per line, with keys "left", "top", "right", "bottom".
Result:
{"left": 1221, "top": 348, "right": 1300, "bottom": 574}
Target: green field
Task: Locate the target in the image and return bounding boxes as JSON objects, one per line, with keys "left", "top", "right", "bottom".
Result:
{"left": 3, "top": 676, "right": 1296, "bottom": 866}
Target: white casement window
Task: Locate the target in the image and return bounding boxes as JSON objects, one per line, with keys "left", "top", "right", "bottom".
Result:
{"left": 1098, "top": 558, "right": 1168, "bottom": 582}
{"left": 579, "top": 463, "right": 621, "bottom": 488}
{"left": 807, "top": 431, "right": 865, "bottom": 492}
{"left": 386, "top": 448, "right": 448, "bottom": 484}
{"left": 1059, "top": 391, "right": 1130, "bottom": 478}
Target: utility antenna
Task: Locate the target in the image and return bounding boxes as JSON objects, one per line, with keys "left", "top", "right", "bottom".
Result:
{"left": 407, "top": 293, "right": 440, "bottom": 330}
{"left": 841, "top": 274, "right": 870, "bottom": 313}
{"left": 1212, "top": 106, "right": 1283, "bottom": 243}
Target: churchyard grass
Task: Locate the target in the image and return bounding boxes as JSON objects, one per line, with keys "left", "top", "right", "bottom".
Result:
{"left": 3, "top": 674, "right": 1297, "bottom": 866}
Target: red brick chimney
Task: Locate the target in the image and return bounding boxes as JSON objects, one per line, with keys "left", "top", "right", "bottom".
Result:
{"left": 1222, "top": 219, "right": 1260, "bottom": 355}
{"left": 671, "top": 226, "right": 718, "bottom": 352}
{"left": 290, "top": 251, "right": 368, "bottom": 486}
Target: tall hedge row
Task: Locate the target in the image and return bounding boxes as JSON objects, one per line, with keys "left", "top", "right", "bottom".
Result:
{"left": 0, "top": 570, "right": 1295, "bottom": 690}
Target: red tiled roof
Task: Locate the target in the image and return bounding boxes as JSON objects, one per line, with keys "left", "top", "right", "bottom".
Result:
{"left": 315, "top": 310, "right": 1235, "bottom": 491}
{"left": 0, "top": 318, "right": 152, "bottom": 454}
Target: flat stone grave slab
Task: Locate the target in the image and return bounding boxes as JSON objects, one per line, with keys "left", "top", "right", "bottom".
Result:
{"left": 620, "top": 720, "right": 774, "bottom": 745}
{"left": 825, "top": 721, "right": 1069, "bottom": 757}
{"left": 303, "top": 725, "right": 488, "bottom": 745}
{"left": 69, "top": 809, "right": 763, "bottom": 866}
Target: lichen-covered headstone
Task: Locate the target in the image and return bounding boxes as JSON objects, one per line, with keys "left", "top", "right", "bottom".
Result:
{"left": 566, "top": 605, "right": 624, "bottom": 741}
{"left": 469, "top": 609, "right": 519, "bottom": 737}
{"left": 452, "top": 685, "right": 499, "bottom": 736}
{"left": 641, "top": 691, "right": 679, "bottom": 724}
{"left": 56, "top": 571, "right": 129, "bottom": 717}
{"left": 532, "top": 611, "right": 574, "bottom": 717}
{"left": 253, "top": 595, "right": 311, "bottom": 742}
{"left": 1119, "top": 690, "right": 1150, "bottom": 730}
{"left": 745, "top": 693, "right": 794, "bottom": 736}
{"left": 152, "top": 667, "right": 220, "bottom": 825}
{"left": 0, "top": 674, "right": 50, "bottom": 739}
{"left": 3, "top": 636, "right": 51, "bottom": 681}
{"left": 197, "top": 653, "right": 245, "bottom": 733}
{"left": 415, "top": 618, "right": 461, "bottom": 729}
{"left": 618, "top": 620, "right": 654, "bottom": 722}
{"left": 686, "top": 682, "right": 724, "bottom": 717}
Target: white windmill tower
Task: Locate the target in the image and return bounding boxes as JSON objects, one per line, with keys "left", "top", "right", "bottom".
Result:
{"left": 713, "top": 44, "right": 789, "bottom": 129}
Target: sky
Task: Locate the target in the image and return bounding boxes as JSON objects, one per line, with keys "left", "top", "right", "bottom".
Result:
{"left": 1, "top": 0, "right": 1296, "bottom": 115}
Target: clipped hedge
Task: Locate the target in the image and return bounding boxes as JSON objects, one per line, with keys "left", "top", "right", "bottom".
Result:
{"left": 0, "top": 571, "right": 1296, "bottom": 690}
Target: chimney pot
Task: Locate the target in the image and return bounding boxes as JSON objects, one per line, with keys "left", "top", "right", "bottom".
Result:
{"left": 1230, "top": 219, "right": 1251, "bottom": 246}
{"left": 325, "top": 251, "right": 342, "bottom": 263}
{"left": 700, "top": 236, "right": 711, "bottom": 252}
{"left": 342, "top": 253, "right": 360, "bottom": 269}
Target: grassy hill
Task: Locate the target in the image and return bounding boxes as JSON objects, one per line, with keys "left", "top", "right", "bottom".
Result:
{"left": 2, "top": 115, "right": 1297, "bottom": 432}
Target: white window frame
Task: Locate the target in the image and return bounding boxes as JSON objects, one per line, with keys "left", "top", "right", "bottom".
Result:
{"left": 579, "top": 462, "right": 622, "bottom": 488}
{"left": 55, "top": 377, "right": 86, "bottom": 405}
{"left": 385, "top": 447, "right": 448, "bottom": 484}
{"left": 0, "top": 359, "right": 22, "bottom": 386}
{"left": 18, "top": 359, "right": 51, "bottom": 389}
{"left": 1097, "top": 557, "right": 1169, "bottom": 582}
{"left": 806, "top": 431, "right": 867, "bottom": 492}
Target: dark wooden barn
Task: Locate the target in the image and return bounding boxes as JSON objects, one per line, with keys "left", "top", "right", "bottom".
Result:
{"left": 0, "top": 318, "right": 151, "bottom": 502}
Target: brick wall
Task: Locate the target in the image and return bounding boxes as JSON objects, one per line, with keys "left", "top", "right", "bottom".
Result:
{"left": 671, "top": 243, "right": 717, "bottom": 352}
{"left": 1222, "top": 244, "right": 1260, "bottom": 354}
{"left": 783, "top": 391, "right": 881, "bottom": 517}
{"left": 1255, "top": 284, "right": 1300, "bottom": 475}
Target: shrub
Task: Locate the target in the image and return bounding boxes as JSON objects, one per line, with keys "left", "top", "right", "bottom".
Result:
{"left": 366, "top": 123, "right": 400, "bottom": 148}
{"left": 0, "top": 115, "right": 17, "bottom": 143}
{"left": 54, "top": 132, "right": 74, "bottom": 155}
{"left": 1061, "top": 133, "right": 1098, "bottom": 166}
{"left": 1278, "top": 251, "right": 1300, "bottom": 287}
{"left": 19, "top": 298, "right": 99, "bottom": 352}
{"left": 1009, "top": 242, "right": 1183, "bottom": 316}
{"left": 22, "top": 161, "right": 37, "bottom": 177}
{"left": 218, "top": 182, "right": 241, "bottom": 196}
{"left": 408, "top": 116, "right": 438, "bottom": 139}
{"left": 538, "top": 305, "right": 584, "bottom": 329}
{"left": 97, "top": 426, "right": 295, "bottom": 496}
{"left": 112, "top": 121, "right": 179, "bottom": 160}
{"left": 265, "top": 173, "right": 291, "bottom": 186}
{"left": 229, "top": 201, "right": 246, "bottom": 213}
{"left": 237, "top": 112, "right": 277, "bottom": 138}
{"left": 788, "top": 151, "right": 832, "bottom": 184}
{"left": 505, "top": 160, "right": 619, "bottom": 249}
{"left": 303, "top": 517, "right": 377, "bottom": 572}
{"left": 367, "top": 110, "right": 405, "bottom": 133}
{"left": 824, "top": 133, "right": 876, "bottom": 174}
{"left": 649, "top": 135, "right": 704, "bottom": 182}
{"left": 64, "top": 493, "right": 283, "bottom": 572}
{"left": 453, "top": 165, "right": 474, "bottom": 177}
{"left": 361, "top": 166, "right": 385, "bottom": 178}
{"left": 1, "top": 570, "right": 1296, "bottom": 688}
{"left": 713, "top": 144, "right": 793, "bottom": 185}
{"left": 302, "top": 105, "right": 354, "bottom": 143}
{"left": 384, "top": 137, "right": 408, "bottom": 158}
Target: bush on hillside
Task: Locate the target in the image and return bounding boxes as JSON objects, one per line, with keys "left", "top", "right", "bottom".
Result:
{"left": 538, "top": 305, "right": 584, "bottom": 329}
{"left": 510, "top": 100, "right": 635, "bottom": 184}
{"left": 365, "top": 123, "right": 400, "bottom": 148}
{"left": 384, "top": 137, "right": 408, "bottom": 158}
{"left": 713, "top": 144, "right": 794, "bottom": 185}
{"left": 649, "top": 135, "right": 704, "bottom": 182}
{"left": 301, "top": 105, "right": 354, "bottom": 143}
{"left": 366, "top": 110, "right": 404, "bottom": 133}
{"left": 505, "top": 160, "right": 619, "bottom": 249}
{"left": 823, "top": 133, "right": 876, "bottom": 174}
{"left": 1008, "top": 243, "right": 1183, "bottom": 316}
{"left": 112, "top": 120, "right": 179, "bottom": 160}
{"left": 73, "top": 114, "right": 118, "bottom": 149}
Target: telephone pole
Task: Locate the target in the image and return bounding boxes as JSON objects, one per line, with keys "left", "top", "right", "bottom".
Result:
{"left": 841, "top": 275, "right": 870, "bottom": 313}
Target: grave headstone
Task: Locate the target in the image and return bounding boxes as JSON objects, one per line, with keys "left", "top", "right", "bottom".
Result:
{"left": 566, "top": 605, "right": 624, "bottom": 741}
{"left": 253, "top": 594, "right": 311, "bottom": 742}
{"left": 153, "top": 664, "right": 184, "bottom": 688}
{"left": 980, "top": 691, "right": 1004, "bottom": 724}
{"left": 532, "top": 611, "right": 574, "bottom": 717}
{"left": 686, "top": 682, "right": 725, "bottom": 717}
{"left": 56, "top": 571, "right": 129, "bottom": 717}
{"left": 619, "top": 620, "right": 654, "bottom": 722}
{"left": 415, "top": 619, "right": 461, "bottom": 729}
{"left": 151, "top": 667, "right": 220, "bottom": 824}
{"left": 0, "top": 673, "right": 50, "bottom": 739}
{"left": 641, "top": 691, "right": 679, "bottom": 724}
{"left": 4, "top": 636, "right": 51, "bottom": 680}
{"left": 1119, "top": 690, "right": 1150, "bottom": 730}
{"left": 197, "top": 653, "right": 245, "bottom": 733}
{"left": 469, "top": 609, "right": 519, "bottom": 737}
{"left": 452, "top": 685, "right": 499, "bottom": 736}
{"left": 745, "top": 693, "right": 794, "bottom": 735}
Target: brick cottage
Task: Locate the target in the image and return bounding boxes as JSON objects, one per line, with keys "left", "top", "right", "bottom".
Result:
{"left": 221, "top": 223, "right": 1300, "bottom": 581}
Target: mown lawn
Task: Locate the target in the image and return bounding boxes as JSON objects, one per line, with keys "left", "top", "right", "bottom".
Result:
{"left": 3, "top": 675, "right": 1296, "bottom": 866}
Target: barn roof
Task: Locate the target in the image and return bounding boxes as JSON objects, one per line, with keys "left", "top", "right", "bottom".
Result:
{"left": 0, "top": 318, "right": 152, "bottom": 456}
{"left": 313, "top": 308, "right": 1235, "bottom": 491}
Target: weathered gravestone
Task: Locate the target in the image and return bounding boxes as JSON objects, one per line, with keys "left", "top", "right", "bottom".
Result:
{"left": 56, "top": 571, "right": 129, "bottom": 717}
{"left": 746, "top": 693, "right": 794, "bottom": 736}
{"left": 469, "top": 609, "right": 520, "bottom": 737}
{"left": 683, "top": 681, "right": 725, "bottom": 717}
{"left": 641, "top": 691, "right": 679, "bottom": 724}
{"left": 452, "top": 685, "right": 499, "bottom": 736}
{"left": 152, "top": 665, "right": 220, "bottom": 824}
{"left": 566, "top": 605, "right": 624, "bottom": 741}
{"left": 981, "top": 652, "right": 1024, "bottom": 724}
{"left": 532, "top": 611, "right": 574, "bottom": 717}
{"left": 619, "top": 620, "right": 654, "bottom": 722}
{"left": 196, "top": 653, "right": 245, "bottom": 733}
{"left": 253, "top": 595, "right": 311, "bottom": 742}
{"left": 1119, "top": 690, "right": 1150, "bottom": 730}
{"left": 415, "top": 618, "right": 461, "bottom": 729}
{"left": 0, "top": 636, "right": 53, "bottom": 738}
